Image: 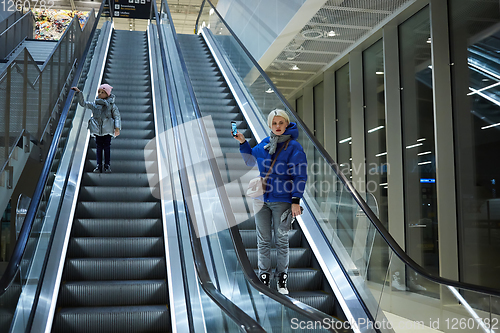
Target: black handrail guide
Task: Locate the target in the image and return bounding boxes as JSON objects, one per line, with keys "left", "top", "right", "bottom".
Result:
{"left": 0, "top": 0, "right": 107, "bottom": 297}
{"left": 162, "top": 1, "right": 346, "bottom": 331}
{"left": 153, "top": 2, "right": 264, "bottom": 332}
{"left": 197, "top": 0, "right": 500, "bottom": 298}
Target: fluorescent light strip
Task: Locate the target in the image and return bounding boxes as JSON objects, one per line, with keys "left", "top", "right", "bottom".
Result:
{"left": 375, "top": 152, "right": 387, "bottom": 157}
{"left": 468, "top": 61, "right": 500, "bottom": 81}
{"left": 418, "top": 161, "right": 432, "bottom": 165}
{"left": 406, "top": 143, "right": 423, "bottom": 149}
{"left": 368, "top": 126, "right": 384, "bottom": 133}
{"left": 339, "top": 137, "right": 352, "bottom": 143}
{"left": 417, "top": 151, "right": 432, "bottom": 156}
{"left": 481, "top": 122, "right": 500, "bottom": 130}
{"left": 469, "top": 88, "right": 500, "bottom": 107}
{"left": 467, "top": 81, "right": 500, "bottom": 96}
{"left": 417, "top": 138, "right": 426, "bottom": 142}
{"left": 379, "top": 183, "right": 388, "bottom": 186}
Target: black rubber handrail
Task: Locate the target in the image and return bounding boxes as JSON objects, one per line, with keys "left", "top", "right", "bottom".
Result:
{"left": 0, "top": 0, "right": 106, "bottom": 297}
{"left": 161, "top": 2, "right": 348, "bottom": 332}
{"left": 153, "top": 2, "right": 264, "bottom": 332}
{"left": 197, "top": 0, "right": 500, "bottom": 298}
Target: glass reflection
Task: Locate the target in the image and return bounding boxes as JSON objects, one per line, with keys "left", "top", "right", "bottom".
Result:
{"left": 450, "top": 0, "right": 500, "bottom": 300}
{"left": 399, "top": 6, "right": 439, "bottom": 295}
{"left": 363, "top": 39, "right": 388, "bottom": 285}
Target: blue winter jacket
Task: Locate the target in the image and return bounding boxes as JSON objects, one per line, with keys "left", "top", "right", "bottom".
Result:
{"left": 240, "top": 122, "right": 307, "bottom": 203}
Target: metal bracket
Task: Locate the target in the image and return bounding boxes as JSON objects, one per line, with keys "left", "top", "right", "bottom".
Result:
{"left": 5, "top": 165, "right": 14, "bottom": 189}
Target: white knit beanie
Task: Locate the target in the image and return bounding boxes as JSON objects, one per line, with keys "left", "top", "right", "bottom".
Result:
{"left": 267, "top": 109, "right": 290, "bottom": 128}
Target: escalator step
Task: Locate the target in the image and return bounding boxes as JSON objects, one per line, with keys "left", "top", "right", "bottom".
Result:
{"left": 81, "top": 173, "right": 154, "bottom": 187}
{"left": 246, "top": 248, "right": 311, "bottom": 268}
{"left": 75, "top": 202, "right": 161, "bottom": 218}
{"left": 58, "top": 280, "right": 168, "bottom": 306}
{"left": 52, "top": 305, "right": 170, "bottom": 333}
{"left": 84, "top": 160, "right": 156, "bottom": 174}
{"left": 87, "top": 148, "right": 155, "bottom": 161}
{"left": 72, "top": 218, "right": 162, "bottom": 237}
{"left": 68, "top": 237, "right": 164, "bottom": 258}
{"left": 63, "top": 257, "right": 165, "bottom": 280}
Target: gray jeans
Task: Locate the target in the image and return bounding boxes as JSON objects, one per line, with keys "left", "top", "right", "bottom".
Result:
{"left": 253, "top": 200, "right": 291, "bottom": 276}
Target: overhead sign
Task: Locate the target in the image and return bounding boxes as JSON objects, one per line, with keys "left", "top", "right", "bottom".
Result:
{"left": 103, "top": 0, "right": 151, "bottom": 19}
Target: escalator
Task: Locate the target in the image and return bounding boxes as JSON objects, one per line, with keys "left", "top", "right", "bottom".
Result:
{"left": 51, "top": 30, "right": 170, "bottom": 332}
{"left": 178, "top": 34, "right": 337, "bottom": 316}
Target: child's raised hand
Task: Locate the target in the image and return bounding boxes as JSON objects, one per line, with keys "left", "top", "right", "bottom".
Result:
{"left": 71, "top": 87, "right": 80, "bottom": 92}
{"left": 114, "top": 128, "right": 120, "bottom": 137}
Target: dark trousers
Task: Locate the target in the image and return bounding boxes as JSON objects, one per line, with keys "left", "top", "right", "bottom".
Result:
{"left": 95, "top": 135, "right": 112, "bottom": 166}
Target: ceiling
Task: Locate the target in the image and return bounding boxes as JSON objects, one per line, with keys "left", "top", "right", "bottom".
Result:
{"left": 265, "top": 0, "right": 415, "bottom": 97}
{"left": 53, "top": 0, "right": 413, "bottom": 98}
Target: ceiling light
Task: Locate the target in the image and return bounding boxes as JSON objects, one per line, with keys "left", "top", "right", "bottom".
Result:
{"left": 327, "top": 30, "right": 336, "bottom": 37}
{"left": 418, "top": 161, "right": 432, "bottom": 165}
{"left": 339, "top": 137, "right": 352, "bottom": 144}
{"left": 481, "top": 122, "right": 500, "bottom": 130}
{"left": 368, "top": 125, "right": 384, "bottom": 133}
{"left": 417, "top": 151, "right": 432, "bottom": 156}
{"left": 427, "top": 37, "right": 431, "bottom": 44}
{"left": 417, "top": 138, "right": 426, "bottom": 141}
{"left": 265, "top": 88, "right": 274, "bottom": 93}
{"left": 376, "top": 71, "right": 384, "bottom": 75}
{"left": 291, "top": 64, "right": 300, "bottom": 71}
{"left": 406, "top": 143, "right": 423, "bottom": 149}
{"left": 209, "top": 8, "right": 214, "bottom": 15}
{"left": 375, "top": 152, "right": 387, "bottom": 157}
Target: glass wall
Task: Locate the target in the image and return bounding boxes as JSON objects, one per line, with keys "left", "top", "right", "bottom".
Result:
{"left": 313, "top": 82, "right": 326, "bottom": 202}
{"left": 449, "top": 0, "right": 500, "bottom": 290}
{"left": 363, "top": 39, "right": 388, "bottom": 284}
{"left": 296, "top": 95, "right": 303, "bottom": 120}
{"left": 314, "top": 82, "right": 325, "bottom": 146}
{"left": 336, "top": 64, "right": 351, "bottom": 179}
{"left": 399, "top": 6, "right": 439, "bottom": 295}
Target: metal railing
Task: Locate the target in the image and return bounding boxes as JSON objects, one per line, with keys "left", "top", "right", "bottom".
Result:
{"left": 0, "top": 2, "right": 104, "bottom": 332}
{"left": 0, "top": 9, "right": 95, "bottom": 188}
{"left": 0, "top": 10, "right": 34, "bottom": 60}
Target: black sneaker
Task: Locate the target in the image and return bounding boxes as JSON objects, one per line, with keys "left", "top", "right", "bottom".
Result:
{"left": 278, "top": 272, "right": 289, "bottom": 295}
{"left": 104, "top": 164, "right": 112, "bottom": 173}
{"left": 259, "top": 273, "right": 270, "bottom": 287}
{"left": 93, "top": 165, "right": 102, "bottom": 173}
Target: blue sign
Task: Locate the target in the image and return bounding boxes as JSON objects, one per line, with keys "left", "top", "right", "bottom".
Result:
{"left": 420, "top": 178, "right": 436, "bottom": 183}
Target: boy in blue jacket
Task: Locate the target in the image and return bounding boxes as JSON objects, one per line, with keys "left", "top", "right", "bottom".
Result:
{"left": 233, "top": 109, "right": 307, "bottom": 294}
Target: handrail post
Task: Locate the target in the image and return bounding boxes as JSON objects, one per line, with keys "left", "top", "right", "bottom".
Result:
{"left": 23, "top": 50, "right": 28, "bottom": 130}
{"left": 5, "top": 66, "right": 11, "bottom": 165}
{"left": 38, "top": 73, "right": 42, "bottom": 140}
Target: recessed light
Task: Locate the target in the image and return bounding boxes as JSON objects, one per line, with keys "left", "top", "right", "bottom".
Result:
{"left": 327, "top": 30, "right": 336, "bottom": 37}
{"left": 291, "top": 64, "right": 300, "bottom": 71}
{"left": 265, "top": 88, "right": 274, "bottom": 93}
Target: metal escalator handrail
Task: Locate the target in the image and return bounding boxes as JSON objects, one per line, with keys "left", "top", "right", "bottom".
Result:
{"left": 153, "top": 3, "right": 265, "bottom": 332}
{"left": 197, "top": 0, "right": 500, "bottom": 298}
{"left": 0, "top": 0, "right": 107, "bottom": 297}
{"left": 161, "top": 2, "right": 343, "bottom": 332}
